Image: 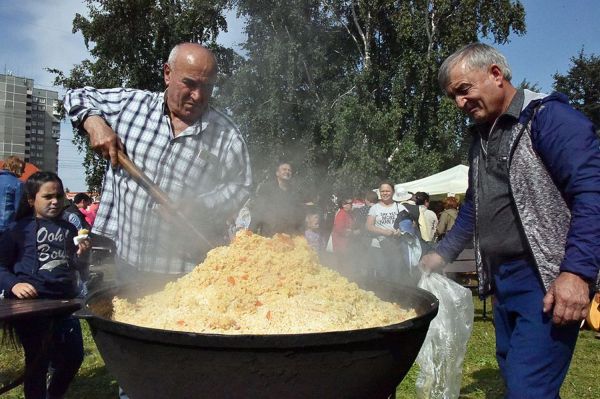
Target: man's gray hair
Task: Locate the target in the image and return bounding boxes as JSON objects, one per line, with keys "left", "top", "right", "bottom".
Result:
{"left": 438, "top": 43, "right": 512, "bottom": 91}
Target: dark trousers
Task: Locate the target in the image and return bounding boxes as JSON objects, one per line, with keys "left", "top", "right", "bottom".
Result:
{"left": 492, "top": 259, "right": 580, "bottom": 399}
{"left": 15, "top": 315, "right": 84, "bottom": 399}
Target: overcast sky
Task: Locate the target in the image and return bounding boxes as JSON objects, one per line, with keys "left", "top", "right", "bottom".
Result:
{"left": 0, "top": 0, "right": 599, "bottom": 191}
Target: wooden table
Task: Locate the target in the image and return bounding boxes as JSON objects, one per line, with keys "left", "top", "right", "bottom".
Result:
{"left": 0, "top": 298, "right": 81, "bottom": 322}
{"left": 0, "top": 299, "right": 82, "bottom": 394}
{"left": 444, "top": 248, "right": 476, "bottom": 273}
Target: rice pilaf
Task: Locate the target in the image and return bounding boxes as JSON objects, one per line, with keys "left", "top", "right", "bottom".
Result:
{"left": 112, "top": 230, "right": 416, "bottom": 334}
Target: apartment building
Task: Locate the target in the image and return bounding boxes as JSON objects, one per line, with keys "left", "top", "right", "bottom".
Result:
{"left": 0, "top": 73, "right": 61, "bottom": 172}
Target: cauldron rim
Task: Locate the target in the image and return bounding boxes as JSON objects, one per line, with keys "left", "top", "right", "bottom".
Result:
{"left": 81, "top": 283, "right": 438, "bottom": 349}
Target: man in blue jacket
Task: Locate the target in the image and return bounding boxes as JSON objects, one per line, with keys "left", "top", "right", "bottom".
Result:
{"left": 420, "top": 43, "right": 600, "bottom": 398}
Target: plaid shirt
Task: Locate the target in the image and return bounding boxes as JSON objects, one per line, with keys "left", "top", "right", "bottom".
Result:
{"left": 64, "top": 87, "right": 252, "bottom": 274}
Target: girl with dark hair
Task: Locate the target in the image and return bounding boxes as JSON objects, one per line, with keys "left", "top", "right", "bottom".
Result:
{"left": 0, "top": 171, "right": 90, "bottom": 399}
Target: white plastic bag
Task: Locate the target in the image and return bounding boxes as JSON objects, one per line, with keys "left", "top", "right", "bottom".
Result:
{"left": 325, "top": 234, "right": 334, "bottom": 253}
{"left": 415, "top": 272, "right": 474, "bottom": 399}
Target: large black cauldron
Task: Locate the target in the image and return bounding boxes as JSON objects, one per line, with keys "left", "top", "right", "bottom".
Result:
{"left": 80, "top": 281, "right": 438, "bottom": 399}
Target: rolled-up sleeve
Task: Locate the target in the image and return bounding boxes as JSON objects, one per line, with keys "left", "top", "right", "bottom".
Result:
{"left": 64, "top": 87, "right": 137, "bottom": 132}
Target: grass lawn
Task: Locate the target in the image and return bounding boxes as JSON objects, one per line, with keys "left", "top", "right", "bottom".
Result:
{"left": 1, "top": 298, "right": 599, "bottom": 398}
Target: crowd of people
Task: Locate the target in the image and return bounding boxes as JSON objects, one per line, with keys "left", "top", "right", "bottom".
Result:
{"left": 224, "top": 161, "right": 461, "bottom": 289}
{"left": 0, "top": 41, "right": 598, "bottom": 399}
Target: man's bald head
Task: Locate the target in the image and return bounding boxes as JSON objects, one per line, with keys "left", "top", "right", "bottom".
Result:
{"left": 167, "top": 43, "right": 218, "bottom": 76}
{"left": 164, "top": 43, "right": 218, "bottom": 125}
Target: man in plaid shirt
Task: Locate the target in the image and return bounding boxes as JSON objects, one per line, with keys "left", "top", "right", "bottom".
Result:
{"left": 64, "top": 43, "right": 252, "bottom": 283}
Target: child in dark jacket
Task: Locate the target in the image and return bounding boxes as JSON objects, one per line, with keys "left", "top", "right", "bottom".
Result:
{"left": 0, "top": 172, "right": 90, "bottom": 399}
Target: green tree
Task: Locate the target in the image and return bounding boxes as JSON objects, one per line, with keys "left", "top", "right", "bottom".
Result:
{"left": 220, "top": 0, "right": 360, "bottom": 195}
{"left": 55, "top": 0, "right": 527, "bottom": 196}
{"left": 553, "top": 50, "right": 600, "bottom": 130}
{"left": 225, "top": 0, "right": 526, "bottom": 195}
{"left": 517, "top": 78, "right": 542, "bottom": 92}
{"left": 51, "top": 0, "right": 232, "bottom": 192}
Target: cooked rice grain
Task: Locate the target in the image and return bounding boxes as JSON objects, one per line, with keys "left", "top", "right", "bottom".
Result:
{"left": 112, "top": 231, "right": 416, "bottom": 334}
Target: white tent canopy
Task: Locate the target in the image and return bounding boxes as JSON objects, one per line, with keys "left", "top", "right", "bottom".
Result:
{"left": 395, "top": 165, "right": 469, "bottom": 197}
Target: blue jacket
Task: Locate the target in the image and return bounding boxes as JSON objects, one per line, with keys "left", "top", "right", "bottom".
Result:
{"left": 437, "top": 92, "right": 600, "bottom": 295}
{"left": 0, "top": 170, "right": 23, "bottom": 233}
{"left": 0, "top": 216, "right": 82, "bottom": 299}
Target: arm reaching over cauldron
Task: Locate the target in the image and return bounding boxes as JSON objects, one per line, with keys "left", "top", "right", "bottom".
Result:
{"left": 65, "top": 87, "right": 134, "bottom": 168}
{"left": 419, "top": 188, "right": 474, "bottom": 273}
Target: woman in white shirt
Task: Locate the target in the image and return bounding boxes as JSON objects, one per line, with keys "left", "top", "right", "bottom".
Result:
{"left": 366, "top": 181, "right": 405, "bottom": 281}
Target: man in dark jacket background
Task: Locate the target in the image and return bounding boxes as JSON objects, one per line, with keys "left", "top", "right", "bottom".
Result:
{"left": 420, "top": 43, "right": 600, "bottom": 398}
{"left": 63, "top": 193, "right": 92, "bottom": 231}
{"left": 249, "top": 161, "right": 304, "bottom": 236}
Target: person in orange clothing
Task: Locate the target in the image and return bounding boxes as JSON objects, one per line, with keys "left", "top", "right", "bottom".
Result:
{"left": 332, "top": 197, "right": 354, "bottom": 252}
{"left": 332, "top": 196, "right": 357, "bottom": 269}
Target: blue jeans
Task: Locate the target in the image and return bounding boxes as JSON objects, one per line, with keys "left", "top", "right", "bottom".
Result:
{"left": 492, "top": 259, "right": 580, "bottom": 399}
{"left": 15, "top": 315, "right": 84, "bottom": 399}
